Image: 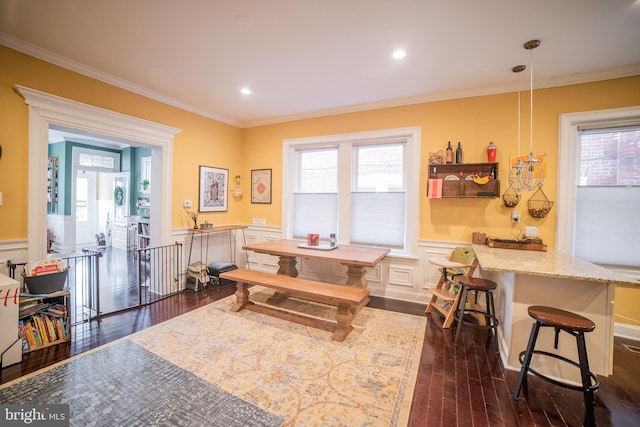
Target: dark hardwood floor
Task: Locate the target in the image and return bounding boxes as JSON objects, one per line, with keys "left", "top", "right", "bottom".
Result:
{"left": 2, "top": 281, "right": 639, "bottom": 426}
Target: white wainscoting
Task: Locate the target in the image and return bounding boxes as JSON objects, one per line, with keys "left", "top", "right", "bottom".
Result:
{"left": 46, "top": 214, "right": 75, "bottom": 254}
{"left": 0, "top": 239, "right": 28, "bottom": 276}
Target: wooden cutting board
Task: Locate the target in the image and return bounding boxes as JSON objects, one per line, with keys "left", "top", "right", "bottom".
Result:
{"left": 486, "top": 238, "right": 547, "bottom": 252}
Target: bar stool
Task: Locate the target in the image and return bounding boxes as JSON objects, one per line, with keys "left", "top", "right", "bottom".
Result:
{"left": 453, "top": 277, "right": 499, "bottom": 352}
{"left": 513, "top": 306, "right": 600, "bottom": 427}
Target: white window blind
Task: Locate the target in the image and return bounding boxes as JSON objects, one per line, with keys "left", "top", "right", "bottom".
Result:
{"left": 292, "top": 193, "right": 338, "bottom": 238}
{"left": 350, "top": 192, "right": 405, "bottom": 247}
{"left": 574, "top": 187, "right": 640, "bottom": 267}
{"left": 574, "top": 125, "right": 640, "bottom": 267}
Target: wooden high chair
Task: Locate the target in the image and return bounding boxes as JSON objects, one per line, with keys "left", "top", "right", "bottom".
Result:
{"left": 425, "top": 246, "right": 477, "bottom": 328}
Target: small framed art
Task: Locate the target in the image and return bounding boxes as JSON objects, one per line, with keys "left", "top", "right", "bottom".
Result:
{"left": 199, "top": 166, "right": 228, "bottom": 212}
{"left": 251, "top": 169, "right": 272, "bottom": 204}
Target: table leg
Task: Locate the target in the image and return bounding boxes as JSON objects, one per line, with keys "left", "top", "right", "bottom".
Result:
{"left": 277, "top": 255, "right": 298, "bottom": 277}
{"left": 345, "top": 264, "right": 368, "bottom": 288}
{"left": 266, "top": 255, "right": 298, "bottom": 304}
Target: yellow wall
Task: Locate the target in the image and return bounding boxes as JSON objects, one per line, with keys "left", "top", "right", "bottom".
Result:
{"left": 242, "top": 77, "right": 640, "bottom": 245}
{"left": 2, "top": 45, "right": 639, "bottom": 326}
{"left": 0, "top": 45, "right": 243, "bottom": 237}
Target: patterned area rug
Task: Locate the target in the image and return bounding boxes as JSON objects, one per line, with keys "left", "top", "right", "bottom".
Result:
{"left": 129, "top": 287, "right": 426, "bottom": 426}
{"left": 0, "top": 339, "right": 283, "bottom": 427}
{"left": 1, "top": 287, "right": 426, "bottom": 426}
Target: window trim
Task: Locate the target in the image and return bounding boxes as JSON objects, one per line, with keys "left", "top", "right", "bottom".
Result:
{"left": 557, "top": 106, "right": 640, "bottom": 255}
{"left": 282, "top": 126, "right": 421, "bottom": 256}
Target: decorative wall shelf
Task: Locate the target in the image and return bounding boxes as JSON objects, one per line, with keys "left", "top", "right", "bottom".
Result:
{"left": 428, "top": 162, "right": 500, "bottom": 198}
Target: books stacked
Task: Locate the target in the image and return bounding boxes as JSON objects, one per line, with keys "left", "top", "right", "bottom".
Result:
{"left": 18, "top": 303, "right": 69, "bottom": 351}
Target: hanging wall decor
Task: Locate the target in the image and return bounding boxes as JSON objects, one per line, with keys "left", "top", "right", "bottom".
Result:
{"left": 199, "top": 165, "right": 228, "bottom": 212}
{"left": 251, "top": 169, "right": 272, "bottom": 204}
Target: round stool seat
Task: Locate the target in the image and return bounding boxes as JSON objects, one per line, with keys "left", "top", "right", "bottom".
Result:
{"left": 515, "top": 305, "right": 599, "bottom": 427}
{"left": 456, "top": 277, "right": 497, "bottom": 291}
{"left": 528, "top": 305, "right": 595, "bottom": 332}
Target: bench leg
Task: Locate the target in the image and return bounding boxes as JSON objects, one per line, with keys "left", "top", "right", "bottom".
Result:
{"left": 230, "top": 282, "right": 250, "bottom": 312}
{"left": 333, "top": 303, "right": 354, "bottom": 341}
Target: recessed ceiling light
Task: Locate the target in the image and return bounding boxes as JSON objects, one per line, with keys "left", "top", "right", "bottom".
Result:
{"left": 235, "top": 15, "right": 253, "bottom": 26}
{"left": 392, "top": 49, "right": 406, "bottom": 59}
{"left": 240, "top": 88, "right": 251, "bottom": 95}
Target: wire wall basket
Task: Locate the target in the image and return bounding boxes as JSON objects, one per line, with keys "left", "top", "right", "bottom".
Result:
{"left": 528, "top": 186, "right": 554, "bottom": 218}
{"left": 502, "top": 184, "right": 521, "bottom": 208}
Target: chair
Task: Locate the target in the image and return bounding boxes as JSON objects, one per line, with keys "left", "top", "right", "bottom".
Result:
{"left": 425, "top": 246, "right": 477, "bottom": 328}
{"left": 513, "top": 305, "right": 599, "bottom": 427}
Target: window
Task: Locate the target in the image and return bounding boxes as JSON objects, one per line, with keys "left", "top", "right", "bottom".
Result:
{"left": 74, "top": 147, "right": 120, "bottom": 173}
{"left": 292, "top": 148, "right": 338, "bottom": 239}
{"left": 351, "top": 143, "right": 405, "bottom": 247}
{"left": 79, "top": 153, "right": 115, "bottom": 169}
{"left": 284, "top": 127, "right": 420, "bottom": 256}
{"left": 574, "top": 125, "right": 640, "bottom": 267}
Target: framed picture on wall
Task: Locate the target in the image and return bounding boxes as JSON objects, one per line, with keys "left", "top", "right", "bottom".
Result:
{"left": 251, "top": 169, "right": 272, "bottom": 204}
{"left": 199, "top": 166, "right": 228, "bottom": 212}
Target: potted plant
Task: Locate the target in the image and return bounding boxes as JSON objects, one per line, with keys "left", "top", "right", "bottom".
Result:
{"left": 141, "top": 179, "right": 149, "bottom": 191}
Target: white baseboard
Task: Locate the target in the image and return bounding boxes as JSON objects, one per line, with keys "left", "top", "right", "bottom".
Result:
{"left": 614, "top": 322, "right": 640, "bottom": 341}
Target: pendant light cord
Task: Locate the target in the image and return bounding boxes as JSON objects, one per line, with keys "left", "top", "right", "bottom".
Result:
{"left": 518, "top": 72, "right": 521, "bottom": 158}
{"left": 529, "top": 47, "right": 534, "bottom": 155}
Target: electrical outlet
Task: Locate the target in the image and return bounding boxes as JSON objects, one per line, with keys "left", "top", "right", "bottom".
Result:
{"left": 512, "top": 211, "right": 521, "bottom": 223}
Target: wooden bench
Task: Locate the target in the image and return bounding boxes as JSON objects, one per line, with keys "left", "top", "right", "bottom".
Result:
{"left": 219, "top": 268, "right": 370, "bottom": 341}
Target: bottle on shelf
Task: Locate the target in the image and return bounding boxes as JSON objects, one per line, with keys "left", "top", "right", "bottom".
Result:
{"left": 445, "top": 141, "right": 453, "bottom": 164}
{"left": 487, "top": 141, "right": 497, "bottom": 163}
{"left": 455, "top": 142, "right": 463, "bottom": 164}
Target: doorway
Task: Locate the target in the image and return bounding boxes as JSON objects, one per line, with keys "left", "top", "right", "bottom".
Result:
{"left": 75, "top": 170, "right": 98, "bottom": 247}
{"left": 52, "top": 130, "right": 155, "bottom": 315}
{"left": 18, "top": 85, "right": 181, "bottom": 319}
{"left": 18, "top": 84, "right": 179, "bottom": 263}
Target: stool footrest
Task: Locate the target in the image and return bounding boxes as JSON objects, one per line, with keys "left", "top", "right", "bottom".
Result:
{"left": 517, "top": 350, "right": 600, "bottom": 392}
{"left": 456, "top": 308, "right": 499, "bottom": 330}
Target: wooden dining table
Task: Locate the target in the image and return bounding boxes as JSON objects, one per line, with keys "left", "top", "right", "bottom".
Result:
{"left": 243, "top": 239, "right": 390, "bottom": 288}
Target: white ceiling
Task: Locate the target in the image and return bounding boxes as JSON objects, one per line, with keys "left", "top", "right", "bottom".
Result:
{"left": 2, "top": 0, "right": 640, "bottom": 128}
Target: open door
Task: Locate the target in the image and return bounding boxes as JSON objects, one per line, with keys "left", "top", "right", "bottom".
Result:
{"left": 75, "top": 170, "right": 97, "bottom": 247}
{"left": 111, "top": 172, "right": 130, "bottom": 250}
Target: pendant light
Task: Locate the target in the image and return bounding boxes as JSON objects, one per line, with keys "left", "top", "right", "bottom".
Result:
{"left": 520, "top": 39, "right": 545, "bottom": 191}
{"left": 508, "top": 64, "right": 526, "bottom": 194}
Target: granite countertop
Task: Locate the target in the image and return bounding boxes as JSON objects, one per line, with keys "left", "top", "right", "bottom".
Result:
{"left": 471, "top": 244, "right": 639, "bottom": 287}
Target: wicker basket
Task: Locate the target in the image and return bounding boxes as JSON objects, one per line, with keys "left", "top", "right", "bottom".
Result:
{"left": 527, "top": 186, "right": 554, "bottom": 218}
{"left": 23, "top": 269, "right": 69, "bottom": 294}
